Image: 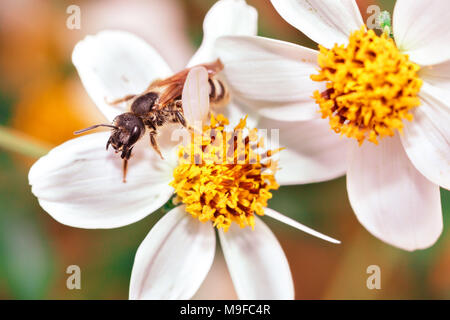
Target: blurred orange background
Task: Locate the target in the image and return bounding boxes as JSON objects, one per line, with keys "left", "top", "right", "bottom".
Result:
{"left": 0, "top": 0, "right": 448, "bottom": 299}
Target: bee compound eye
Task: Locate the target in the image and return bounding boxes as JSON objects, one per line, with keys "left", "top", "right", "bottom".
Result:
{"left": 128, "top": 126, "right": 142, "bottom": 146}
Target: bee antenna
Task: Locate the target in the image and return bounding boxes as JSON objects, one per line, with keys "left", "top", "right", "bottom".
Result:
{"left": 74, "top": 124, "right": 118, "bottom": 135}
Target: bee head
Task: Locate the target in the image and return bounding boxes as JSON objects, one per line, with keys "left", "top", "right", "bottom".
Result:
{"left": 74, "top": 112, "right": 145, "bottom": 160}
{"left": 106, "top": 112, "right": 145, "bottom": 159}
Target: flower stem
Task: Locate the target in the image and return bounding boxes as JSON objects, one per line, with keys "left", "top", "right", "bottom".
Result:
{"left": 0, "top": 126, "right": 51, "bottom": 158}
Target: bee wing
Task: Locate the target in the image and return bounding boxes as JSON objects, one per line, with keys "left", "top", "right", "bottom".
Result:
{"left": 148, "top": 69, "right": 191, "bottom": 107}
{"left": 149, "top": 59, "right": 224, "bottom": 108}
{"left": 157, "top": 83, "right": 184, "bottom": 107}
{"left": 198, "top": 59, "right": 224, "bottom": 76}
{"left": 147, "top": 69, "right": 189, "bottom": 91}
{"left": 148, "top": 59, "right": 223, "bottom": 90}
{"left": 181, "top": 67, "right": 210, "bottom": 128}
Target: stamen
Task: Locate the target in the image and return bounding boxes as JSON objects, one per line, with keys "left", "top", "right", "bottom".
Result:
{"left": 311, "top": 26, "right": 422, "bottom": 144}
{"left": 169, "top": 114, "right": 280, "bottom": 231}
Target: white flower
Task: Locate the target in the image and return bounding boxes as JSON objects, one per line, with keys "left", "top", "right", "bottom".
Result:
{"left": 215, "top": 0, "right": 450, "bottom": 251}
{"left": 28, "top": 0, "right": 339, "bottom": 299}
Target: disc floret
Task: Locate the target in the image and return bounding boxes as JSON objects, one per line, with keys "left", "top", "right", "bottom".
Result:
{"left": 311, "top": 26, "right": 422, "bottom": 144}
{"left": 170, "top": 115, "right": 281, "bottom": 231}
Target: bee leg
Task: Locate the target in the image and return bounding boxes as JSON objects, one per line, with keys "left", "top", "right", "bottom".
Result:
{"left": 106, "top": 137, "right": 112, "bottom": 150}
{"left": 122, "top": 159, "right": 128, "bottom": 183}
{"left": 173, "top": 101, "right": 198, "bottom": 133}
{"left": 121, "top": 147, "right": 133, "bottom": 183}
{"left": 175, "top": 111, "right": 186, "bottom": 127}
{"left": 174, "top": 108, "right": 200, "bottom": 134}
{"left": 105, "top": 94, "right": 136, "bottom": 106}
{"left": 150, "top": 131, "right": 164, "bottom": 160}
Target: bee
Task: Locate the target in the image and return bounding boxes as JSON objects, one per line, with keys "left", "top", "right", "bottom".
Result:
{"left": 74, "top": 59, "right": 229, "bottom": 182}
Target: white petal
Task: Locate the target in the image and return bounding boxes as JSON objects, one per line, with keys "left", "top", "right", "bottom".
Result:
{"left": 72, "top": 30, "right": 172, "bottom": 122}
{"left": 257, "top": 116, "right": 348, "bottom": 185}
{"left": 400, "top": 83, "right": 450, "bottom": 190}
{"left": 270, "top": 0, "right": 363, "bottom": 48}
{"left": 181, "top": 67, "right": 210, "bottom": 128}
{"left": 264, "top": 208, "right": 340, "bottom": 244}
{"left": 28, "top": 132, "right": 175, "bottom": 229}
{"left": 393, "top": 0, "right": 450, "bottom": 65}
{"left": 420, "top": 60, "right": 450, "bottom": 91}
{"left": 187, "top": 0, "right": 258, "bottom": 67}
{"left": 223, "top": 101, "right": 258, "bottom": 129}
{"left": 129, "top": 206, "right": 215, "bottom": 300}
{"left": 216, "top": 36, "right": 323, "bottom": 121}
{"left": 218, "top": 217, "right": 294, "bottom": 299}
{"left": 347, "top": 136, "right": 443, "bottom": 251}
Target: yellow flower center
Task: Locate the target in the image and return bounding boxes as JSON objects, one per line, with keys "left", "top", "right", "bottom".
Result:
{"left": 311, "top": 26, "right": 423, "bottom": 144}
{"left": 170, "top": 114, "right": 280, "bottom": 231}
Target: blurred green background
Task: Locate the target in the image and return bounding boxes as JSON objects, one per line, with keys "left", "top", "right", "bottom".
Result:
{"left": 0, "top": 0, "right": 448, "bottom": 299}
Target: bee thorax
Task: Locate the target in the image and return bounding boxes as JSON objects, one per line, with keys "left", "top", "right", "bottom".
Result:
{"left": 130, "top": 92, "right": 159, "bottom": 115}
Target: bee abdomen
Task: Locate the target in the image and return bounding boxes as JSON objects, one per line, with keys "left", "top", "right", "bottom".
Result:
{"left": 209, "top": 78, "right": 229, "bottom": 108}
